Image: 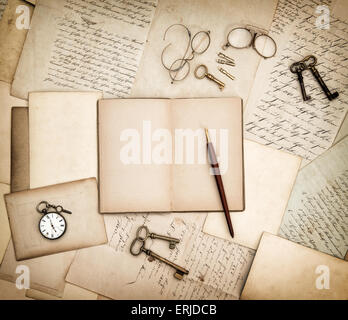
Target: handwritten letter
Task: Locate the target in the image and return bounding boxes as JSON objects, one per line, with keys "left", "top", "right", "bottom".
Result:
{"left": 244, "top": 0, "right": 348, "bottom": 163}
{"left": 66, "top": 213, "right": 255, "bottom": 300}
{"left": 12, "top": 0, "right": 157, "bottom": 99}
{"left": 279, "top": 137, "right": 348, "bottom": 259}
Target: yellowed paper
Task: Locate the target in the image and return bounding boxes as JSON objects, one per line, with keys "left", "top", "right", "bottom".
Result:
{"left": 0, "top": 107, "right": 75, "bottom": 298}
{"left": 0, "top": 183, "right": 10, "bottom": 264}
{"left": 12, "top": 0, "right": 157, "bottom": 99}
{"left": 279, "top": 137, "right": 348, "bottom": 259}
{"left": 99, "top": 98, "right": 244, "bottom": 213}
{"left": 244, "top": 0, "right": 348, "bottom": 165}
{"left": 5, "top": 178, "right": 107, "bottom": 260}
{"left": 131, "top": 0, "right": 278, "bottom": 100}
{"left": 26, "top": 284, "right": 98, "bottom": 300}
{"left": 66, "top": 213, "right": 255, "bottom": 300}
{"left": 0, "top": 81, "right": 27, "bottom": 185}
{"left": 29, "top": 92, "right": 101, "bottom": 188}
{"left": 334, "top": 112, "right": 348, "bottom": 144}
{"left": 0, "top": 0, "right": 7, "bottom": 20}
{"left": 0, "top": 240, "right": 75, "bottom": 297}
{"left": 241, "top": 233, "right": 348, "bottom": 300}
{"left": 0, "top": 279, "right": 30, "bottom": 300}
{"left": 0, "top": 0, "right": 33, "bottom": 83}
{"left": 203, "top": 140, "right": 301, "bottom": 249}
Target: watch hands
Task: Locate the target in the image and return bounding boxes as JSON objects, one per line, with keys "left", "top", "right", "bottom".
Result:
{"left": 48, "top": 217, "right": 57, "bottom": 232}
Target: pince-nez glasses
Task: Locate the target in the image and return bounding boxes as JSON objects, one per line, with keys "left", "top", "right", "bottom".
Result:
{"left": 223, "top": 25, "right": 277, "bottom": 59}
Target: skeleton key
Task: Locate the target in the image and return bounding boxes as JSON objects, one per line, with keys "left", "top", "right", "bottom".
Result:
{"left": 130, "top": 238, "right": 189, "bottom": 280}
{"left": 136, "top": 225, "right": 180, "bottom": 249}
{"left": 303, "top": 55, "right": 339, "bottom": 101}
{"left": 194, "top": 64, "right": 225, "bottom": 90}
{"left": 290, "top": 61, "right": 311, "bottom": 101}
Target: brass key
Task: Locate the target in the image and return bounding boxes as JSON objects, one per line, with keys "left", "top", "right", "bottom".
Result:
{"left": 194, "top": 64, "right": 225, "bottom": 90}
{"left": 136, "top": 225, "right": 180, "bottom": 249}
{"left": 130, "top": 237, "right": 189, "bottom": 280}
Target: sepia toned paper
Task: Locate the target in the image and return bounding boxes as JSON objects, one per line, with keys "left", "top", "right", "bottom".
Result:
{"left": 0, "top": 183, "right": 10, "bottom": 264}
{"left": 244, "top": 0, "right": 348, "bottom": 165}
{"left": 0, "top": 110, "right": 76, "bottom": 297}
{"left": 29, "top": 92, "right": 101, "bottom": 188}
{"left": 279, "top": 137, "right": 348, "bottom": 259}
{"left": 0, "top": 279, "right": 30, "bottom": 300}
{"left": 5, "top": 178, "right": 107, "bottom": 260}
{"left": 12, "top": 0, "right": 157, "bottom": 99}
{"left": 203, "top": 140, "right": 301, "bottom": 249}
{"left": 98, "top": 98, "right": 244, "bottom": 213}
{"left": 0, "top": 0, "right": 34, "bottom": 83}
{"left": 0, "top": 82, "right": 27, "bottom": 185}
{"left": 66, "top": 212, "right": 255, "bottom": 300}
{"left": 334, "top": 112, "right": 348, "bottom": 144}
{"left": 0, "top": 240, "right": 75, "bottom": 297}
{"left": 131, "top": 0, "right": 278, "bottom": 101}
{"left": 11, "top": 107, "right": 29, "bottom": 192}
{"left": 25, "top": 283, "right": 98, "bottom": 300}
{"left": 241, "top": 233, "right": 348, "bottom": 300}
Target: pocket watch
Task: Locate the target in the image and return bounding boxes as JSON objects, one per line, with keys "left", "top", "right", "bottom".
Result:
{"left": 36, "top": 201, "right": 72, "bottom": 240}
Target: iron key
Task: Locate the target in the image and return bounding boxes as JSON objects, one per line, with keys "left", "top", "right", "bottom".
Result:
{"left": 290, "top": 61, "right": 311, "bottom": 101}
{"left": 302, "top": 55, "right": 339, "bottom": 101}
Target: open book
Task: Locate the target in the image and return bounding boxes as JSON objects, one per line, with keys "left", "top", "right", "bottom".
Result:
{"left": 98, "top": 98, "right": 244, "bottom": 213}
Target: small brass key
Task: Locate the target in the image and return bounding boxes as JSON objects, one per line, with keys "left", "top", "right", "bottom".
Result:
{"left": 130, "top": 235, "right": 189, "bottom": 280}
{"left": 194, "top": 64, "right": 225, "bottom": 90}
{"left": 136, "top": 225, "right": 180, "bottom": 249}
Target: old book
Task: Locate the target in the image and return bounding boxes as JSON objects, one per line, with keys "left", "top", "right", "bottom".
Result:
{"left": 98, "top": 97, "right": 244, "bottom": 213}
{"left": 0, "top": 81, "right": 27, "bottom": 185}
{"left": 5, "top": 178, "right": 107, "bottom": 260}
{"left": 241, "top": 233, "right": 348, "bottom": 300}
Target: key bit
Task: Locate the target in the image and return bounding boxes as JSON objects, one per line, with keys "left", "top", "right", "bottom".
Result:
{"left": 149, "top": 233, "right": 180, "bottom": 249}
{"left": 136, "top": 225, "right": 180, "bottom": 249}
{"left": 309, "top": 65, "right": 339, "bottom": 101}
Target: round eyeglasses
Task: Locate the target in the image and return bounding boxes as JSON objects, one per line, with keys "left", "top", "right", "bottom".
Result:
{"left": 161, "top": 24, "right": 211, "bottom": 83}
{"left": 223, "top": 26, "right": 277, "bottom": 59}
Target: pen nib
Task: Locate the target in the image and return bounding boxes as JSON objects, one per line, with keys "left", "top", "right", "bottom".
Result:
{"left": 205, "top": 128, "right": 211, "bottom": 143}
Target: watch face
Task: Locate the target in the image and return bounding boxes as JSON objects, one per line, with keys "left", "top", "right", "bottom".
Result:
{"left": 39, "top": 213, "right": 66, "bottom": 240}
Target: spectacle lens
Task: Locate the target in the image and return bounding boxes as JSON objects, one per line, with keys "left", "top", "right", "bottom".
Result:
{"left": 253, "top": 34, "right": 277, "bottom": 58}
{"left": 227, "top": 28, "right": 253, "bottom": 49}
{"left": 191, "top": 31, "right": 210, "bottom": 55}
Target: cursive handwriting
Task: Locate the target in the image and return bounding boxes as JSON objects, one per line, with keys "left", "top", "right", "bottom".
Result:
{"left": 245, "top": 0, "right": 348, "bottom": 162}
{"left": 42, "top": 0, "right": 157, "bottom": 97}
